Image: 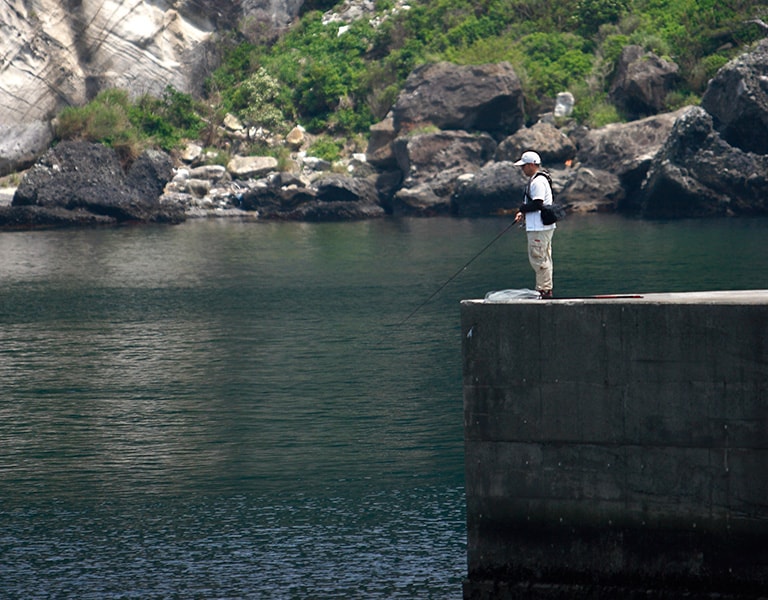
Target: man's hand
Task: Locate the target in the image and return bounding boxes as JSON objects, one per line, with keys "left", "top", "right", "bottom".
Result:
{"left": 514, "top": 211, "right": 523, "bottom": 223}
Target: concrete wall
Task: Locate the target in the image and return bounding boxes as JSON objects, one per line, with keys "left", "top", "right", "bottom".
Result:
{"left": 460, "top": 291, "right": 768, "bottom": 599}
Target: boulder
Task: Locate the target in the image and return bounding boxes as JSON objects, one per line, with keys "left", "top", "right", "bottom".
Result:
{"left": 125, "top": 149, "right": 176, "bottom": 201}
{"left": 554, "top": 92, "right": 575, "bottom": 118}
{"left": 238, "top": 172, "right": 382, "bottom": 220}
{"left": 180, "top": 143, "right": 204, "bottom": 164}
{"left": 189, "top": 165, "right": 229, "bottom": 182}
{"left": 187, "top": 179, "right": 213, "bottom": 197}
{"left": 365, "top": 117, "right": 398, "bottom": 169}
{"left": 392, "top": 131, "right": 497, "bottom": 211}
{"left": 636, "top": 106, "right": 768, "bottom": 217}
{"left": 451, "top": 161, "right": 528, "bottom": 217}
{"left": 0, "top": 121, "right": 54, "bottom": 176}
{"left": 391, "top": 62, "right": 524, "bottom": 138}
{"left": 239, "top": 183, "right": 317, "bottom": 216}
{"left": 314, "top": 174, "right": 379, "bottom": 205}
{"left": 372, "top": 169, "right": 404, "bottom": 213}
{"left": 392, "top": 184, "right": 450, "bottom": 216}
{"left": 495, "top": 122, "right": 576, "bottom": 165}
{"left": 609, "top": 45, "right": 680, "bottom": 119}
{"left": 701, "top": 39, "right": 768, "bottom": 154}
{"left": 285, "top": 126, "right": 306, "bottom": 150}
{"left": 227, "top": 155, "right": 279, "bottom": 179}
{"left": 576, "top": 107, "right": 690, "bottom": 193}
{"left": 12, "top": 141, "right": 183, "bottom": 226}
{"left": 558, "top": 167, "right": 624, "bottom": 213}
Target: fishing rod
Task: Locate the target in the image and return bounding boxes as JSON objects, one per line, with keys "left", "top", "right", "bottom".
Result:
{"left": 397, "top": 218, "right": 520, "bottom": 326}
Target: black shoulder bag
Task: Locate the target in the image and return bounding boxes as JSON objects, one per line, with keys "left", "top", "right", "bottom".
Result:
{"left": 528, "top": 171, "right": 565, "bottom": 225}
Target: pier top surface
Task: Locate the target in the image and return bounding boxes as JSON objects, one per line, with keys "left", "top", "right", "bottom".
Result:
{"left": 463, "top": 289, "right": 768, "bottom": 305}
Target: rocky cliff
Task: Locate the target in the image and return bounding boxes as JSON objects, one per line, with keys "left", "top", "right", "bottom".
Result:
{"left": 0, "top": 0, "right": 300, "bottom": 174}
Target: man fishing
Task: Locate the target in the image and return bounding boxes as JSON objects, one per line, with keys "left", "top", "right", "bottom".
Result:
{"left": 513, "top": 151, "right": 555, "bottom": 299}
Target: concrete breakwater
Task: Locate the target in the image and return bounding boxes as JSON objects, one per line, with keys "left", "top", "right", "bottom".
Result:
{"left": 460, "top": 291, "right": 768, "bottom": 599}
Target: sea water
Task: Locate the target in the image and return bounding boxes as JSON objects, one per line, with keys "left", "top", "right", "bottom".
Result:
{"left": 1, "top": 215, "right": 766, "bottom": 598}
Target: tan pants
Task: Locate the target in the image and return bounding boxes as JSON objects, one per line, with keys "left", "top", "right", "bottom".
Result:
{"left": 527, "top": 229, "right": 554, "bottom": 292}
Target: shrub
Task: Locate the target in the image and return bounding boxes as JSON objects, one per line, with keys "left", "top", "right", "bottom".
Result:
{"left": 230, "top": 68, "right": 290, "bottom": 130}
{"left": 516, "top": 32, "right": 594, "bottom": 97}
{"left": 587, "top": 99, "right": 622, "bottom": 128}
{"left": 55, "top": 89, "right": 134, "bottom": 145}
{"left": 308, "top": 136, "right": 343, "bottom": 162}
{"left": 54, "top": 86, "right": 202, "bottom": 162}
{"left": 575, "top": 0, "right": 629, "bottom": 34}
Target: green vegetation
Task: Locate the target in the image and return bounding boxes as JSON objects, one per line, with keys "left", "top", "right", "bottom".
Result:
{"left": 55, "top": 87, "right": 205, "bottom": 164}
{"left": 54, "top": 0, "right": 767, "bottom": 160}
{"left": 307, "top": 135, "right": 344, "bottom": 161}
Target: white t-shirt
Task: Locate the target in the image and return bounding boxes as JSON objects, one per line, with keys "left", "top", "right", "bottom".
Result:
{"left": 524, "top": 172, "right": 555, "bottom": 232}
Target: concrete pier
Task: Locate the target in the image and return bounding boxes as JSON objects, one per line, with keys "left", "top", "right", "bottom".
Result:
{"left": 460, "top": 291, "right": 768, "bottom": 599}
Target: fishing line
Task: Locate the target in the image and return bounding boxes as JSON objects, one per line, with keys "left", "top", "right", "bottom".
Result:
{"left": 396, "top": 219, "right": 520, "bottom": 326}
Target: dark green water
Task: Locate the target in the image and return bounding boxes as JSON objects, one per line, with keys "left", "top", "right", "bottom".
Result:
{"left": 1, "top": 215, "right": 766, "bottom": 598}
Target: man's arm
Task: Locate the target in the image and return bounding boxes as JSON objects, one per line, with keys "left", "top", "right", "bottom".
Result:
{"left": 519, "top": 199, "right": 543, "bottom": 213}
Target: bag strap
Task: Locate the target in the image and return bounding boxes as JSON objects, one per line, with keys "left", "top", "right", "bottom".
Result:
{"left": 524, "top": 171, "right": 551, "bottom": 203}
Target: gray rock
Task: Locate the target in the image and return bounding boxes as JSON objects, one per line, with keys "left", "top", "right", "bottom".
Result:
{"left": 0, "top": 0, "right": 300, "bottom": 171}
{"left": 554, "top": 92, "right": 575, "bottom": 118}
{"left": 125, "top": 149, "right": 176, "bottom": 201}
{"left": 558, "top": 167, "right": 624, "bottom": 213}
{"left": 393, "top": 130, "right": 497, "bottom": 204}
{"left": 372, "top": 169, "right": 404, "bottom": 212}
{"left": 392, "top": 184, "right": 450, "bottom": 216}
{"left": 237, "top": 172, "right": 383, "bottom": 220}
{"left": 189, "top": 165, "right": 229, "bottom": 182}
{"left": 609, "top": 45, "right": 680, "bottom": 119}
{"left": 227, "top": 156, "right": 279, "bottom": 179}
{"left": 496, "top": 122, "right": 576, "bottom": 165}
{"left": 701, "top": 39, "right": 768, "bottom": 154}
{"left": 188, "top": 179, "right": 213, "bottom": 197}
{"left": 12, "top": 141, "right": 184, "bottom": 226}
{"left": 239, "top": 184, "right": 317, "bottom": 215}
{"left": 451, "top": 161, "right": 527, "bottom": 217}
{"left": 365, "top": 117, "right": 398, "bottom": 169}
{"left": 0, "top": 121, "right": 54, "bottom": 176}
{"left": 315, "top": 174, "right": 379, "bottom": 204}
{"left": 576, "top": 107, "right": 690, "bottom": 191}
{"left": 391, "top": 62, "right": 524, "bottom": 138}
{"left": 636, "top": 106, "right": 768, "bottom": 217}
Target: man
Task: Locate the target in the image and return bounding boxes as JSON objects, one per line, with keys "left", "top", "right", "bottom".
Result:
{"left": 513, "top": 151, "right": 555, "bottom": 299}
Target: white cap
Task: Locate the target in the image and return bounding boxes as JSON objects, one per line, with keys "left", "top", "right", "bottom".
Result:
{"left": 513, "top": 151, "right": 541, "bottom": 166}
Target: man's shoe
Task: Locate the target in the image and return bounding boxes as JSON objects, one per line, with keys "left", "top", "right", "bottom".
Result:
{"left": 539, "top": 289, "right": 553, "bottom": 299}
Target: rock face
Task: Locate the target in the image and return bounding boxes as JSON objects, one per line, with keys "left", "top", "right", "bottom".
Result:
{"left": 366, "top": 62, "right": 523, "bottom": 216}
{"left": 391, "top": 62, "right": 524, "bottom": 139}
{"left": 10, "top": 141, "right": 183, "bottom": 225}
{"left": 701, "top": 39, "right": 768, "bottom": 155}
{"left": 636, "top": 106, "right": 768, "bottom": 218}
{"left": 557, "top": 167, "right": 623, "bottom": 213}
{"left": 392, "top": 130, "right": 497, "bottom": 214}
{"left": 0, "top": 121, "right": 54, "bottom": 175}
{"left": 495, "top": 122, "right": 576, "bottom": 166}
{"left": 451, "top": 162, "right": 526, "bottom": 217}
{"left": 574, "top": 108, "right": 690, "bottom": 208}
{"left": 237, "top": 174, "right": 384, "bottom": 220}
{"left": 609, "top": 45, "right": 680, "bottom": 119}
{"left": 0, "top": 0, "right": 299, "bottom": 174}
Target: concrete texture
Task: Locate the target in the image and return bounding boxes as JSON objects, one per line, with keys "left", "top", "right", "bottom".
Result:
{"left": 460, "top": 290, "right": 768, "bottom": 599}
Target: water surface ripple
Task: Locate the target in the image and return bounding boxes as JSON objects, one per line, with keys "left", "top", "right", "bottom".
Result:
{"left": 1, "top": 216, "right": 766, "bottom": 598}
